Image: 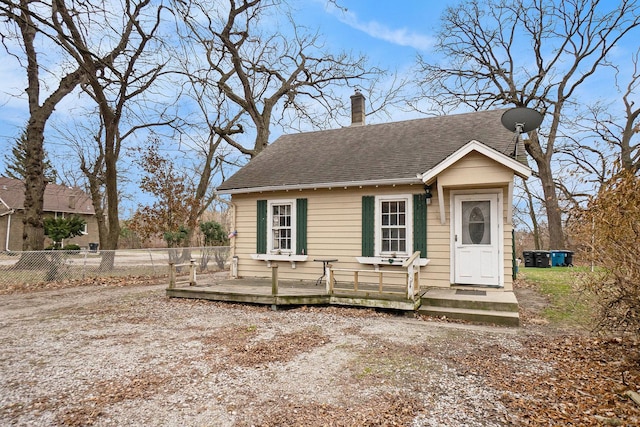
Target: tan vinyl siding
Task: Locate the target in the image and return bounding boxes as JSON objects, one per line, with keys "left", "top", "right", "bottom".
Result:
{"left": 437, "top": 152, "right": 514, "bottom": 187}
{"left": 231, "top": 152, "right": 518, "bottom": 290}
{"left": 232, "top": 185, "right": 431, "bottom": 286}
{"left": 424, "top": 188, "right": 452, "bottom": 287}
{"left": 502, "top": 207, "right": 514, "bottom": 291}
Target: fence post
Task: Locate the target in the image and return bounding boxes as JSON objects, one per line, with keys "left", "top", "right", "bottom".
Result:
{"left": 82, "top": 248, "right": 88, "bottom": 279}
{"left": 148, "top": 249, "right": 155, "bottom": 275}
{"left": 169, "top": 262, "right": 176, "bottom": 289}
{"left": 189, "top": 258, "right": 197, "bottom": 286}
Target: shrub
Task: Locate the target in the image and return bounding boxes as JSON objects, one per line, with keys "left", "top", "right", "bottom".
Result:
{"left": 570, "top": 171, "right": 640, "bottom": 337}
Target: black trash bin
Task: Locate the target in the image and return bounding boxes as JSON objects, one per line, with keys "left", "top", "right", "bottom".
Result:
{"left": 89, "top": 243, "right": 99, "bottom": 253}
{"left": 562, "top": 250, "right": 574, "bottom": 266}
{"left": 523, "top": 251, "right": 535, "bottom": 267}
{"left": 534, "top": 250, "right": 551, "bottom": 268}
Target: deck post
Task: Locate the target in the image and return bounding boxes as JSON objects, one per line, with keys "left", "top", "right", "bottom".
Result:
{"left": 168, "top": 262, "right": 176, "bottom": 289}
{"left": 402, "top": 251, "right": 421, "bottom": 299}
{"left": 354, "top": 271, "right": 359, "bottom": 291}
{"left": 231, "top": 256, "right": 239, "bottom": 278}
{"left": 189, "top": 258, "right": 197, "bottom": 286}
{"left": 271, "top": 263, "right": 279, "bottom": 311}
{"left": 271, "top": 263, "right": 278, "bottom": 296}
{"left": 327, "top": 264, "right": 334, "bottom": 294}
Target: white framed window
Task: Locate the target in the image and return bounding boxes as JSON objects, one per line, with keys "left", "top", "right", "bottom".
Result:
{"left": 267, "top": 199, "right": 296, "bottom": 253}
{"left": 375, "top": 195, "right": 413, "bottom": 257}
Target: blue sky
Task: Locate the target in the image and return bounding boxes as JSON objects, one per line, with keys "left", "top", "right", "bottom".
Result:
{"left": 0, "top": 0, "right": 453, "bottom": 212}
{"left": 0, "top": 0, "right": 636, "bottom": 216}
{"left": 0, "top": 0, "right": 449, "bottom": 143}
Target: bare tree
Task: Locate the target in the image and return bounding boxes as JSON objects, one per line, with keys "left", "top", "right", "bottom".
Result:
{"left": 0, "top": 0, "right": 87, "bottom": 250}
{"left": 154, "top": 0, "right": 404, "bottom": 256}
{"left": 170, "top": 67, "right": 243, "bottom": 247}
{"left": 0, "top": 0, "right": 167, "bottom": 252}
{"left": 174, "top": 0, "right": 389, "bottom": 159}
{"left": 562, "top": 49, "right": 640, "bottom": 185}
{"left": 415, "top": 0, "right": 640, "bottom": 250}
{"left": 50, "top": 0, "right": 169, "bottom": 259}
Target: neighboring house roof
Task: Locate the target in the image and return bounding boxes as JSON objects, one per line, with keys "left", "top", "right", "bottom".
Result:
{"left": 217, "top": 109, "right": 526, "bottom": 194}
{"left": 0, "top": 177, "right": 95, "bottom": 215}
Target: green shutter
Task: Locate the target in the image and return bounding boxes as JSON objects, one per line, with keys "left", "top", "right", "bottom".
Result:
{"left": 362, "top": 196, "right": 375, "bottom": 257}
{"left": 256, "top": 199, "right": 267, "bottom": 254}
{"left": 413, "top": 194, "right": 427, "bottom": 257}
{"left": 512, "top": 228, "right": 517, "bottom": 280}
{"left": 296, "top": 198, "right": 307, "bottom": 255}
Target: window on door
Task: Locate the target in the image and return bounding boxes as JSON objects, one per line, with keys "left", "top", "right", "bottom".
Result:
{"left": 461, "top": 200, "right": 491, "bottom": 245}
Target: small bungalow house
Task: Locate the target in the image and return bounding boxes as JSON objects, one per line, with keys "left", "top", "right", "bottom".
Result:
{"left": 214, "top": 93, "right": 531, "bottom": 324}
{"left": 0, "top": 177, "right": 98, "bottom": 251}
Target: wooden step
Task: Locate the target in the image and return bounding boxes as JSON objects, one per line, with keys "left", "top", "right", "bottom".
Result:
{"left": 421, "top": 289, "right": 519, "bottom": 312}
{"left": 418, "top": 305, "right": 520, "bottom": 327}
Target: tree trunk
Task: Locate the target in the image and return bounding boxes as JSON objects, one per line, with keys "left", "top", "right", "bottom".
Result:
{"left": 523, "top": 179, "right": 542, "bottom": 250}
{"left": 98, "top": 121, "right": 120, "bottom": 270}
{"left": 22, "top": 119, "right": 46, "bottom": 250}
{"left": 526, "top": 131, "right": 565, "bottom": 250}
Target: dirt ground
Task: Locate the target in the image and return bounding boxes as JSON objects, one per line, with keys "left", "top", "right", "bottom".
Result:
{"left": 0, "top": 278, "right": 638, "bottom": 426}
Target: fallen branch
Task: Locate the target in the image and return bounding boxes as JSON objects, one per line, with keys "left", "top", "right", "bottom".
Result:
{"left": 624, "top": 390, "right": 640, "bottom": 407}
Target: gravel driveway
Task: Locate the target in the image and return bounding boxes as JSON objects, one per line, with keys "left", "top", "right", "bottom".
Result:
{"left": 0, "top": 282, "right": 636, "bottom": 426}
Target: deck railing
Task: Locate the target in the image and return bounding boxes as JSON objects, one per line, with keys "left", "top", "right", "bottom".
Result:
{"left": 327, "top": 251, "right": 422, "bottom": 300}
{"left": 168, "top": 259, "right": 197, "bottom": 289}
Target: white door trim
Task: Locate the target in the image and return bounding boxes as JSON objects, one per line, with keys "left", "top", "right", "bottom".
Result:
{"left": 449, "top": 189, "right": 504, "bottom": 287}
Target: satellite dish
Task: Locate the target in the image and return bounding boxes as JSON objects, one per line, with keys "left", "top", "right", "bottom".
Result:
{"left": 501, "top": 107, "right": 543, "bottom": 133}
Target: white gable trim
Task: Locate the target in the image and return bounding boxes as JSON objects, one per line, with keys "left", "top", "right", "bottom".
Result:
{"left": 420, "top": 140, "right": 531, "bottom": 184}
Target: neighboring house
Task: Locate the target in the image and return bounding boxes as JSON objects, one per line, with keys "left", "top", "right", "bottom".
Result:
{"left": 0, "top": 177, "right": 98, "bottom": 251}
{"left": 216, "top": 92, "right": 531, "bottom": 293}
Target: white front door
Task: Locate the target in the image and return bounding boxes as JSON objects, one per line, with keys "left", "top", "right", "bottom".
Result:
{"left": 453, "top": 193, "right": 502, "bottom": 287}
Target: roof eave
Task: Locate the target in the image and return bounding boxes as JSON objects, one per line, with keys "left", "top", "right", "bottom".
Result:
{"left": 217, "top": 177, "right": 424, "bottom": 195}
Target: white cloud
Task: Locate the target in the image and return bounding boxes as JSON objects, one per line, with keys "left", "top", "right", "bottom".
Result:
{"left": 324, "top": 4, "right": 434, "bottom": 51}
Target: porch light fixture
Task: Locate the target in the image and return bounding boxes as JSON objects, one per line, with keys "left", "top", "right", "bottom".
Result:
{"left": 424, "top": 185, "right": 432, "bottom": 204}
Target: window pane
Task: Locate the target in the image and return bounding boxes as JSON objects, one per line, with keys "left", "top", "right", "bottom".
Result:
{"left": 379, "top": 198, "right": 410, "bottom": 255}
{"left": 270, "top": 203, "right": 292, "bottom": 251}
{"left": 461, "top": 201, "right": 491, "bottom": 245}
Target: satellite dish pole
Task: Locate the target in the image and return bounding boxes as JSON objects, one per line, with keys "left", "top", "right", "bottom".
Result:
{"left": 501, "top": 107, "right": 544, "bottom": 158}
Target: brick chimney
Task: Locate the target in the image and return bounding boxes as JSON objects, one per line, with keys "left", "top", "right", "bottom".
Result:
{"left": 350, "top": 90, "right": 365, "bottom": 126}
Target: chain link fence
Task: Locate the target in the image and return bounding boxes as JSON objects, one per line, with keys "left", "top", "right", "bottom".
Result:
{"left": 0, "top": 246, "right": 231, "bottom": 288}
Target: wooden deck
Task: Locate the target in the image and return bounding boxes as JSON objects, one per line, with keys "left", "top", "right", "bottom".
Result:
{"left": 166, "top": 268, "right": 520, "bottom": 325}
{"left": 166, "top": 275, "right": 422, "bottom": 311}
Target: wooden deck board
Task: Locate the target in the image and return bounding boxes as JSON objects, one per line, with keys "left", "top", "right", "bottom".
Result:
{"left": 165, "top": 275, "right": 520, "bottom": 324}
{"left": 166, "top": 276, "right": 419, "bottom": 310}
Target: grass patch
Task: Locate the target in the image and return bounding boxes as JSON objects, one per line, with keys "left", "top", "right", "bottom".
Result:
{"left": 519, "top": 266, "right": 596, "bottom": 329}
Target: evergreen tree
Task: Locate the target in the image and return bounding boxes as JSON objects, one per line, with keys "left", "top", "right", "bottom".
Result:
{"left": 3, "top": 132, "right": 58, "bottom": 183}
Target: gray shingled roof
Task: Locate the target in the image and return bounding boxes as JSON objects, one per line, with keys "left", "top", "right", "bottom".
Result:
{"left": 217, "top": 109, "right": 519, "bottom": 192}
